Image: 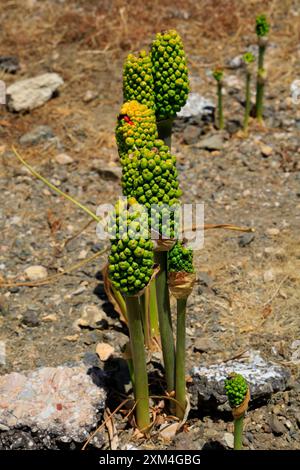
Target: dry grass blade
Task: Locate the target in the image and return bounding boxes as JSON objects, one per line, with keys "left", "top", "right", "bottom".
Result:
{"left": 104, "top": 408, "right": 119, "bottom": 450}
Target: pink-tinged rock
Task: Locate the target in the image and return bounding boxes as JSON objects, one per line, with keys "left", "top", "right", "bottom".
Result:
{"left": 0, "top": 364, "right": 106, "bottom": 443}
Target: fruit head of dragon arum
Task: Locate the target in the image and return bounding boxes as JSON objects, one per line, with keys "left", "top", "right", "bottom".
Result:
{"left": 123, "top": 50, "right": 155, "bottom": 111}
{"left": 151, "top": 29, "right": 189, "bottom": 121}
{"left": 255, "top": 14, "right": 270, "bottom": 38}
{"left": 224, "top": 373, "right": 248, "bottom": 409}
{"left": 116, "top": 101, "right": 158, "bottom": 157}
{"left": 169, "top": 241, "right": 194, "bottom": 273}
{"left": 107, "top": 198, "right": 154, "bottom": 296}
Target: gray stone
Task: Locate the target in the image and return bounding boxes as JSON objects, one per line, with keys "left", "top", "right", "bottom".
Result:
{"left": 0, "top": 364, "right": 106, "bottom": 443}
{"left": 7, "top": 73, "right": 64, "bottom": 112}
{"left": 228, "top": 55, "right": 243, "bottom": 69}
{"left": 191, "top": 350, "right": 290, "bottom": 406}
{"left": 239, "top": 233, "right": 255, "bottom": 247}
{"left": 183, "top": 125, "right": 201, "bottom": 145}
{"left": 194, "top": 337, "right": 219, "bottom": 353}
{"left": 0, "top": 56, "right": 20, "bottom": 74}
{"left": 21, "top": 311, "right": 40, "bottom": 328}
{"left": 177, "top": 93, "right": 215, "bottom": 120}
{"left": 92, "top": 160, "right": 122, "bottom": 181}
{"left": 20, "top": 127, "right": 54, "bottom": 146}
{"left": 269, "top": 415, "right": 286, "bottom": 435}
{"left": 195, "top": 134, "right": 224, "bottom": 151}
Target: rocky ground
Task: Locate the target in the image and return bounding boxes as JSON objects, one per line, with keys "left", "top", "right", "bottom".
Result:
{"left": 0, "top": 0, "right": 300, "bottom": 451}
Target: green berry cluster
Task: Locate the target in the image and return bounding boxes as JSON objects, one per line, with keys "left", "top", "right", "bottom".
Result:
{"left": 116, "top": 101, "right": 158, "bottom": 158}
{"left": 120, "top": 149, "right": 139, "bottom": 197}
{"left": 213, "top": 68, "right": 224, "bottom": 82}
{"left": 133, "top": 142, "right": 181, "bottom": 239}
{"left": 123, "top": 50, "right": 155, "bottom": 111}
{"left": 168, "top": 241, "right": 194, "bottom": 273}
{"left": 224, "top": 373, "right": 248, "bottom": 408}
{"left": 255, "top": 14, "right": 270, "bottom": 37}
{"left": 243, "top": 52, "right": 255, "bottom": 64}
{"left": 151, "top": 29, "right": 189, "bottom": 120}
{"left": 108, "top": 198, "right": 154, "bottom": 296}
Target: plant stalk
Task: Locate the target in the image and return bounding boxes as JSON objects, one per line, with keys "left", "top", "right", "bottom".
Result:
{"left": 149, "top": 278, "right": 160, "bottom": 338}
{"left": 140, "top": 291, "right": 150, "bottom": 347}
{"left": 255, "top": 43, "right": 266, "bottom": 122}
{"left": 154, "top": 251, "right": 176, "bottom": 401}
{"left": 217, "top": 81, "right": 224, "bottom": 130}
{"left": 125, "top": 296, "right": 150, "bottom": 431}
{"left": 243, "top": 71, "right": 251, "bottom": 132}
{"left": 157, "top": 118, "right": 174, "bottom": 149}
{"left": 234, "top": 414, "right": 244, "bottom": 450}
{"left": 175, "top": 297, "right": 187, "bottom": 419}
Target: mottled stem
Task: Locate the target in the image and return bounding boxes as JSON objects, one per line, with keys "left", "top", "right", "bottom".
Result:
{"left": 255, "top": 43, "right": 266, "bottom": 122}
{"left": 243, "top": 71, "right": 251, "bottom": 132}
{"left": 175, "top": 297, "right": 187, "bottom": 419}
{"left": 216, "top": 81, "right": 224, "bottom": 130}
{"left": 154, "top": 251, "right": 175, "bottom": 401}
{"left": 234, "top": 414, "right": 244, "bottom": 450}
{"left": 125, "top": 296, "right": 150, "bottom": 430}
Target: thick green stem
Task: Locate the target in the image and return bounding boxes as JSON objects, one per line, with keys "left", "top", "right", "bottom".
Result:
{"left": 175, "top": 297, "right": 187, "bottom": 419}
{"left": 157, "top": 118, "right": 174, "bottom": 149}
{"left": 149, "top": 278, "right": 160, "bottom": 338}
{"left": 217, "top": 82, "right": 224, "bottom": 130}
{"left": 140, "top": 292, "right": 150, "bottom": 347}
{"left": 154, "top": 251, "right": 176, "bottom": 400}
{"left": 243, "top": 71, "right": 251, "bottom": 132}
{"left": 234, "top": 414, "right": 244, "bottom": 450}
{"left": 255, "top": 44, "right": 266, "bottom": 122}
{"left": 125, "top": 296, "right": 150, "bottom": 430}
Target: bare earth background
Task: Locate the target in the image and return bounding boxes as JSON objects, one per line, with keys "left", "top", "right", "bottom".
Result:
{"left": 0, "top": 0, "right": 300, "bottom": 450}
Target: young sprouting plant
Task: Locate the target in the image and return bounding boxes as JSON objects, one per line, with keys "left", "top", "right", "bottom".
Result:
{"left": 224, "top": 373, "right": 250, "bottom": 450}
{"left": 212, "top": 68, "right": 224, "bottom": 130}
{"left": 255, "top": 14, "right": 270, "bottom": 123}
{"left": 242, "top": 52, "right": 255, "bottom": 133}
{"left": 168, "top": 241, "right": 195, "bottom": 419}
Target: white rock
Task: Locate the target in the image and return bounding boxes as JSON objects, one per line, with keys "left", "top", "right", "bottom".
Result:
{"left": 24, "top": 265, "right": 48, "bottom": 281}
{"left": 55, "top": 153, "right": 74, "bottom": 165}
{"left": 7, "top": 73, "right": 64, "bottom": 112}
{"left": 177, "top": 92, "right": 214, "bottom": 118}
{"left": 260, "top": 144, "right": 273, "bottom": 157}
{"left": 223, "top": 432, "right": 234, "bottom": 449}
{"left": 0, "top": 364, "right": 106, "bottom": 442}
{"left": 266, "top": 227, "right": 280, "bottom": 236}
{"left": 96, "top": 343, "right": 114, "bottom": 361}
{"left": 75, "top": 304, "right": 105, "bottom": 329}
{"left": 191, "top": 350, "right": 290, "bottom": 403}
{"left": 263, "top": 269, "right": 275, "bottom": 282}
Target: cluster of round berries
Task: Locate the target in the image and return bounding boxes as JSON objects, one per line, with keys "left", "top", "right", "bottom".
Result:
{"left": 224, "top": 373, "right": 248, "bottom": 408}
{"left": 108, "top": 199, "right": 154, "bottom": 296}
{"left": 116, "top": 101, "right": 157, "bottom": 157}
{"left": 123, "top": 50, "right": 155, "bottom": 111}
{"left": 255, "top": 14, "right": 270, "bottom": 37}
{"left": 168, "top": 241, "right": 194, "bottom": 273}
{"left": 151, "top": 29, "right": 189, "bottom": 120}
